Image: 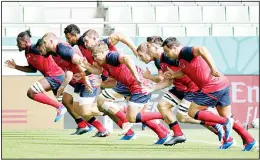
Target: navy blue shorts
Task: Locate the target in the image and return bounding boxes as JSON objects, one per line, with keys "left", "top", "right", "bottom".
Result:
{"left": 168, "top": 87, "right": 185, "bottom": 100}
{"left": 183, "top": 91, "right": 198, "bottom": 102}
{"left": 74, "top": 82, "right": 98, "bottom": 98}
{"left": 167, "top": 87, "right": 198, "bottom": 103}
{"left": 193, "top": 86, "right": 231, "bottom": 107}
{"left": 129, "top": 93, "right": 151, "bottom": 104}
{"left": 45, "top": 75, "right": 65, "bottom": 96}
{"left": 112, "top": 82, "right": 131, "bottom": 98}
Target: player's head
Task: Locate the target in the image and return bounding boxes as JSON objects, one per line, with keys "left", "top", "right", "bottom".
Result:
{"left": 16, "top": 30, "right": 32, "bottom": 51}
{"left": 137, "top": 40, "right": 162, "bottom": 64}
{"left": 147, "top": 36, "right": 163, "bottom": 46}
{"left": 136, "top": 42, "right": 153, "bottom": 64}
{"left": 146, "top": 36, "right": 164, "bottom": 57}
{"left": 90, "top": 41, "right": 108, "bottom": 65}
{"left": 36, "top": 33, "right": 58, "bottom": 57}
{"left": 82, "top": 29, "right": 100, "bottom": 49}
{"left": 64, "top": 24, "right": 80, "bottom": 46}
{"left": 162, "top": 37, "right": 182, "bottom": 58}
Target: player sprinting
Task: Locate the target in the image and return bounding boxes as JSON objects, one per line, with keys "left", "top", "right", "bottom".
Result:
{"left": 65, "top": 26, "right": 139, "bottom": 140}
{"left": 63, "top": 25, "right": 140, "bottom": 139}
{"left": 86, "top": 41, "right": 172, "bottom": 144}
{"left": 137, "top": 38, "right": 226, "bottom": 146}
{"left": 161, "top": 37, "right": 257, "bottom": 151}
{"left": 79, "top": 29, "right": 170, "bottom": 142}
{"left": 5, "top": 30, "right": 67, "bottom": 122}
{"left": 36, "top": 33, "right": 109, "bottom": 137}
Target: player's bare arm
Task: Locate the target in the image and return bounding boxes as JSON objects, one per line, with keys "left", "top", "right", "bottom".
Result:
{"left": 109, "top": 32, "right": 137, "bottom": 56}
{"left": 143, "top": 68, "right": 164, "bottom": 83}
{"left": 72, "top": 62, "right": 102, "bottom": 82}
{"left": 149, "top": 78, "right": 172, "bottom": 92}
{"left": 100, "top": 77, "right": 117, "bottom": 88}
{"left": 118, "top": 54, "right": 141, "bottom": 84}
{"left": 193, "top": 46, "right": 220, "bottom": 77}
{"left": 93, "top": 77, "right": 117, "bottom": 88}
{"left": 71, "top": 54, "right": 93, "bottom": 92}
{"left": 164, "top": 66, "right": 185, "bottom": 79}
{"left": 56, "top": 71, "right": 73, "bottom": 97}
{"left": 5, "top": 59, "right": 37, "bottom": 73}
{"left": 84, "top": 60, "right": 103, "bottom": 75}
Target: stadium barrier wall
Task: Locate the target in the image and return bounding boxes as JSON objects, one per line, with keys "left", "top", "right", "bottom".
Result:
{"left": 2, "top": 76, "right": 64, "bottom": 130}
{"left": 2, "top": 75, "right": 258, "bottom": 130}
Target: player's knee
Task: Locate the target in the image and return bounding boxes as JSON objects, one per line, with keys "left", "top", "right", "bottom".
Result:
{"left": 79, "top": 110, "right": 92, "bottom": 118}
{"left": 100, "top": 101, "right": 113, "bottom": 113}
{"left": 62, "top": 98, "right": 68, "bottom": 107}
{"left": 97, "top": 96, "right": 105, "bottom": 107}
{"left": 27, "top": 89, "right": 34, "bottom": 99}
{"left": 62, "top": 95, "right": 73, "bottom": 107}
{"left": 83, "top": 112, "right": 92, "bottom": 118}
{"left": 127, "top": 117, "right": 136, "bottom": 123}
{"left": 62, "top": 98, "right": 71, "bottom": 108}
{"left": 188, "top": 108, "right": 196, "bottom": 118}
{"left": 97, "top": 105, "right": 105, "bottom": 113}
{"left": 126, "top": 113, "right": 136, "bottom": 123}
{"left": 157, "top": 103, "right": 169, "bottom": 113}
{"left": 176, "top": 113, "right": 188, "bottom": 123}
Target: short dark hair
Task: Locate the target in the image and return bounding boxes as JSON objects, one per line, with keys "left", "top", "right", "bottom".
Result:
{"left": 147, "top": 36, "right": 163, "bottom": 45}
{"left": 82, "top": 29, "right": 99, "bottom": 38}
{"left": 162, "top": 37, "right": 181, "bottom": 48}
{"left": 17, "top": 30, "right": 31, "bottom": 41}
{"left": 35, "top": 38, "right": 44, "bottom": 48}
{"left": 64, "top": 24, "right": 80, "bottom": 35}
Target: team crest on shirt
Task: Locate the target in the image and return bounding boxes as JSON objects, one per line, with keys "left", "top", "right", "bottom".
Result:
{"left": 179, "top": 62, "right": 185, "bottom": 68}
{"left": 160, "top": 63, "right": 168, "bottom": 71}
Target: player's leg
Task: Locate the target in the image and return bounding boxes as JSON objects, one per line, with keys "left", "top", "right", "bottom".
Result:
{"left": 142, "top": 104, "right": 169, "bottom": 133}
{"left": 75, "top": 84, "right": 109, "bottom": 137}
{"left": 156, "top": 91, "right": 186, "bottom": 145}
{"left": 140, "top": 104, "right": 149, "bottom": 130}
{"left": 97, "top": 89, "right": 136, "bottom": 140}
{"left": 176, "top": 93, "right": 225, "bottom": 142}
{"left": 63, "top": 84, "right": 90, "bottom": 135}
{"left": 27, "top": 77, "right": 60, "bottom": 108}
{"left": 188, "top": 89, "right": 234, "bottom": 144}
{"left": 126, "top": 94, "right": 163, "bottom": 123}
{"left": 196, "top": 107, "right": 225, "bottom": 142}
{"left": 27, "top": 76, "right": 67, "bottom": 122}
{"left": 215, "top": 87, "right": 256, "bottom": 151}
{"left": 176, "top": 97, "right": 201, "bottom": 124}
{"left": 126, "top": 93, "right": 171, "bottom": 144}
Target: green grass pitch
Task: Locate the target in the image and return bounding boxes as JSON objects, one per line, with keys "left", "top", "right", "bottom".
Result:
{"left": 2, "top": 128, "right": 259, "bottom": 159}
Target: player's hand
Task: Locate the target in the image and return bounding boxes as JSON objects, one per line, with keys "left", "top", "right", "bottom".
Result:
{"left": 73, "top": 72, "right": 85, "bottom": 81}
{"left": 143, "top": 86, "right": 154, "bottom": 94}
{"left": 56, "top": 85, "right": 65, "bottom": 98}
{"left": 211, "top": 68, "right": 221, "bottom": 77}
{"left": 164, "top": 67, "right": 175, "bottom": 79}
{"left": 82, "top": 57, "right": 91, "bottom": 68}
{"left": 92, "top": 78, "right": 102, "bottom": 88}
{"left": 136, "top": 78, "right": 142, "bottom": 85}
{"left": 84, "top": 78, "right": 94, "bottom": 93}
{"left": 142, "top": 67, "right": 152, "bottom": 80}
{"left": 4, "top": 59, "right": 16, "bottom": 69}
